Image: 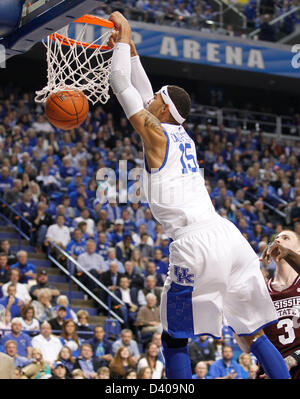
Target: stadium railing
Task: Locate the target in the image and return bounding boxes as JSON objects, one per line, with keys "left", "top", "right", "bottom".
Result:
{"left": 213, "top": 0, "right": 247, "bottom": 29}
{"left": 0, "top": 197, "right": 32, "bottom": 246}
{"left": 46, "top": 241, "right": 126, "bottom": 324}
{"left": 0, "top": 198, "right": 125, "bottom": 324}
{"left": 189, "top": 105, "right": 300, "bottom": 139}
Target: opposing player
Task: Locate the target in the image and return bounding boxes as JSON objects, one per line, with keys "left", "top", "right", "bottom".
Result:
{"left": 260, "top": 230, "right": 300, "bottom": 378}
{"left": 263, "top": 234, "right": 300, "bottom": 273}
{"left": 107, "top": 11, "right": 290, "bottom": 379}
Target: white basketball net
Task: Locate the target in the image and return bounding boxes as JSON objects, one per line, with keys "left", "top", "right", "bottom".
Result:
{"left": 35, "top": 23, "right": 113, "bottom": 105}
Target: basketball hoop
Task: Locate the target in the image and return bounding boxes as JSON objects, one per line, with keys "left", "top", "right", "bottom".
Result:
{"left": 35, "top": 15, "right": 115, "bottom": 105}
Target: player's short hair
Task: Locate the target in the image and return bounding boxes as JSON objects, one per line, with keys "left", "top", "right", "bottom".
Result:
{"left": 167, "top": 85, "right": 191, "bottom": 122}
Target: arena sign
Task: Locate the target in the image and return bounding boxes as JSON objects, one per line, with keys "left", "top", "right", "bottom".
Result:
{"left": 129, "top": 24, "right": 299, "bottom": 79}
{"left": 70, "top": 20, "right": 299, "bottom": 79}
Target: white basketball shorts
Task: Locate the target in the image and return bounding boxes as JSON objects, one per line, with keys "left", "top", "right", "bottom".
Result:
{"left": 160, "top": 214, "right": 278, "bottom": 338}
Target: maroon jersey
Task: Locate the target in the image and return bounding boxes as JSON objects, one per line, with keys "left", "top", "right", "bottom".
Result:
{"left": 262, "top": 276, "right": 300, "bottom": 379}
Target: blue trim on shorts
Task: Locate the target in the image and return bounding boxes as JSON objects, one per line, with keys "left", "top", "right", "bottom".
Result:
{"left": 194, "top": 332, "right": 222, "bottom": 340}
{"left": 167, "top": 331, "right": 222, "bottom": 340}
{"left": 166, "top": 282, "right": 194, "bottom": 337}
{"left": 233, "top": 319, "right": 278, "bottom": 337}
{"left": 144, "top": 130, "right": 170, "bottom": 174}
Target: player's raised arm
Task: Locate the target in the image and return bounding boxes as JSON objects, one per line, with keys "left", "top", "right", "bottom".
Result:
{"left": 130, "top": 41, "right": 154, "bottom": 108}
{"left": 108, "top": 12, "right": 166, "bottom": 167}
{"left": 108, "top": 31, "right": 154, "bottom": 107}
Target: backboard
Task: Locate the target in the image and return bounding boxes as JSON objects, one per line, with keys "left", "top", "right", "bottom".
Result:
{"left": 0, "top": 0, "right": 106, "bottom": 59}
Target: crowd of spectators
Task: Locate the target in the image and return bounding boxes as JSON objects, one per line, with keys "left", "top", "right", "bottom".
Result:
{"left": 0, "top": 81, "right": 299, "bottom": 379}
{"left": 245, "top": 0, "right": 300, "bottom": 41}
{"left": 94, "top": 0, "right": 300, "bottom": 41}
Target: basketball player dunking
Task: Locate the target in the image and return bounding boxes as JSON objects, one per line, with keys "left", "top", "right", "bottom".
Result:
{"left": 260, "top": 230, "right": 300, "bottom": 378}
{"left": 107, "top": 11, "right": 290, "bottom": 379}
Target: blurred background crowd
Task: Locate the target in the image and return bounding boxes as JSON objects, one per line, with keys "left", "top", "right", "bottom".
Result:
{"left": 94, "top": 0, "right": 300, "bottom": 42}
{"left": 0, "top": 76, "right": 298, "bottom": 379}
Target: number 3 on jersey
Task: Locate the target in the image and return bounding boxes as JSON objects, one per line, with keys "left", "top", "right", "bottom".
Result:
{"left": 179, "top": 143, "right": 198, "bottom": 174}
{"left": 278, "top": 318, "right": 295, "bottom": 345}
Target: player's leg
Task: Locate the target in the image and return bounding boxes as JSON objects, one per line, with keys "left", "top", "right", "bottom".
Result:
{"left": 223, "top": 219, "right": 290, "bottom": 379}
{"left": 160, "top": 274, "right": 194, "bottom": 379}
{"left": 235, "top": 330, "right": 290, "bottom": 379}
{"left": 161, "top": 331, "right": 192, "bottom": 379}
{"left": 160, "top": 229, "right": 226, "bottom": 379}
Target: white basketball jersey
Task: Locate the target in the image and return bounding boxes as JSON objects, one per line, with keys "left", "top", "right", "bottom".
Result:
{"left": 142, "top": 123, "right": 216, "bottom": 239}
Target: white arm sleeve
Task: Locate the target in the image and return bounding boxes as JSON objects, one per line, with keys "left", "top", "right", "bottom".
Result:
{"left": 131, "top": 55, "right": 154, "bottom": 108}
{"left": 110, "top": 42, "right": 144, "bottom": 119}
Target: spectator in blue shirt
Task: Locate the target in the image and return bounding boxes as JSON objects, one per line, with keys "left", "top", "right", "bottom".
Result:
{"left": 245, "top": 0, "right": 257, "bottom": 28}
{"left": 257, "top": 180, "right": 278, "bottom": 206}
{"left": 213, "top": 155, "right": 231, "bottom": 180}
{"left": 17, "top": 189, "right": 37, "bottom": 220}
{"left": 242, "top": 166, "right": 257, "bottom": 189}
{"left": 221, "top": 142, "right": 234, "bottom": 163}
{"left": 69, "top": 184, "right": 89, "bottom": 208}
{"left": 11, "top": 250, "right": 37, "bottom": 284}
{"left": 208, "top": 345, "right": 244, "bottom": 379}
{"left": 73, "top": 343, "right": 104, "bottom": 379}
{"left": 143, "top": 0, "right": 159, "bottom": 23}
{"left": 4, "top": 339, "right": 32, "bottom": 368}
{"left": 136, "top": 208, "right": 156, "bottom": 240}
{"left": 274, "top": 154, "right": 291, "bottom": 172}
{"left": 0, "top": 284, "right": 24, "bottom": 318}
{"left": 1, "top": 317, "right": 32, "bottom": 358}
{"left": 60, "top": 156, "right": 78, "bottom": 182}
{"left": 192, "top": 361, "right": 213, "bottom": 379}
{"left": 96, "top": 232, "right": 110, "bottom": 260}
{"left": 211, "top": 179, "right": 234, "bottom": 199}
{"left": 188, "top": 335, "right": 216, "bottom": 372}
{"left": 240, "top": 200, "right": 258, "bottom": 225}
{"left": 153, "top": 248, "right": 168, "bottom": 276}
{"left": 66, "top": 228, "right": 86, "bottom": 260}
{"left": 156, "top": 234, "right": 170, "bottom": 258}
{"left": 68, "top": 174, "right": 86, "bottom": 194}
{"left": 110, "top": 219, "right": 125, "bottom": 246}
{"left": 236, "top": 218, "right": 255, "bottom": 243}
{"left": 121, "top": 209, "right": 136, "bottom": 234}
{"left": 0, "top": 166, "right": 14, "bottom": 193}
{"left": 277, "top": 183, "right": 294, "bottom": 204}
{"left": 238, "top": 352, "right": 253, "bottom": 379}
{"left": 86, "top": 325, "right": 113, "bottom": 366}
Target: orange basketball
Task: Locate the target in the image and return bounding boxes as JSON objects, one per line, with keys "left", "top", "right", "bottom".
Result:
{"left": 45, "top": 90, "right": 89, "bottom": 130}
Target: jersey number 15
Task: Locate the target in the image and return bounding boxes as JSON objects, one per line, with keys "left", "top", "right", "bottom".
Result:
{"left": 179, "top": 143, "right": 198, "bottom": 174}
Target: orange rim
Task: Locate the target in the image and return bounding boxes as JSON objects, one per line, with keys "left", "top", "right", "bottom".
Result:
{"left": 49, "top": 14, "right": 114, "bottom": 50}
{"left": 74, "top": 14, "right": 114, "bottom": 28}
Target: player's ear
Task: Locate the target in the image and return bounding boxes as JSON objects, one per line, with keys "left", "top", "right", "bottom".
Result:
{"left": 163, "top": 103, "right": 170, "bottom": 115}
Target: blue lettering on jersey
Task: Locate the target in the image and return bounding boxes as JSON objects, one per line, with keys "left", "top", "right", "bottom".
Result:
{"left": 174, "top": 266, "right": 194, "bottom": 284}
{"left": 179, "top": 143, "right": 198, "bottom": 174}
{"left": 170, "top": 131, "right": 189, "bottom": 143}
